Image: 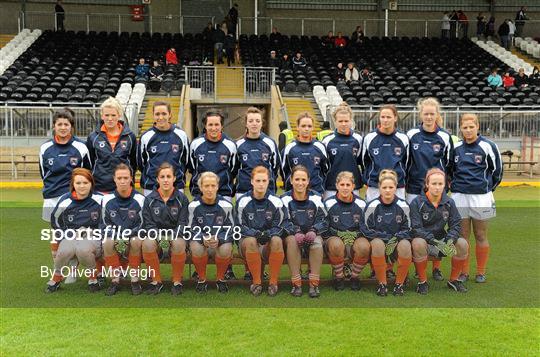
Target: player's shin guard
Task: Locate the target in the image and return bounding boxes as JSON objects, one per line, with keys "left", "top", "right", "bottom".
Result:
{"left": 351, "top": 255, "right": 369, "bottom": 279}
{"left": 171, "top": 252, "right": 186, "bottom": 284}
{"left": 215, "top": 255, "right": 232, "bottom": 281}
{"left": 268, "top": 251, "right": 284, "bottom": 286}
{"left": 413, "top": 256, "right": 428, "bottom": 282}
{"left": 372, "top": 255, "right": 387, "bottom": 284}
{"left": 450, "top": 256, "right": 467, "bottom": 281}
{"left": 142, "top": 252, "right": 162, "bottom": 283}
{"left": 245, "top": 251, "right": 262, "bottom": 285}
{"left": 475, "top": 245, "right": 490, "bottom": 276}
{"left": 396, "top": 256, "right": 412, "bottom": 285}
{"left": 191, "top": 254, "right": 208, "bottom": 281}
{"left": 328, "top": 255, "right": 345, "bottom": 279}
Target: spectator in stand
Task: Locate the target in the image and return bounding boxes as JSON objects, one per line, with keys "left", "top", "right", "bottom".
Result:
{"left": 360, "top": 67, "right": 374, "bottom": 82}
{"left": 450, "top": 10, "right": 459, "bottom": 39}
{"left": 530, "top": 67, "right": 540, "bottom": 87}
{"left": 334, "top": 32, "right": 347, "bottom": 48}
{"left": 149, "top": 60, "right": 163, "bottom": 80}
{"left": 227, "top": 3, "right": 239, "bottom": 36}
{"left": 515, "top": 6, "right": 528, "bottom": 37}
{"left": 213, "top": 23, "right": 226, "bottom": 64}
{"left": 135, "top": 58, "right": 149, "bottom": 81}
{"left": 351, "top": 25, "right": 365, "bottom": 45}
{"left": 485, "top": 16, "right": 496, "bottom": 39}
{"left": 280, "top": 53, "right": 292, "bottom": 72}
{"left": 322, "top": 31, "right": 335, "bottom": 48}
{"left": 202, "top": 22, "right": 215, "bottom": 55}
{"left": 514, "top": 68, "right": 529, "bottom": 88}
{"left": 334, "top": 62, "right": 345, "bottom": 82}
{"left": 457, "top": 10, "right": 469, "bottom": 39}
{"left": 507, "top": 19, "right": 516, "bottom": 48}
{"left": 502, "top": 71, "right": 515, "bottom": 88}
{"left": 476, "top": 13, "right": 487, "bottom": 39}
{"left": 55, "top": 0, "right": 65, "bottom": 31}
{"left": 487, "top": 68, "right": 503, "bottom": 88}
{"left": 269, "top": 27, "right": 282, "bottom": 48}
{"left": 267, "top": 50, "right": 281, "bottom": 68}
{"left": 441, "top": 12, "right": 451, "bottom": 39}
{"left": 224, "top": 33, "right": 236, "bottom": 66}
{"left": 345, "top": 62, "right": 359, "bottom": 83}
{"left": 165, "top": 48, "right": 178, "bottom": 66}
{"left": 292, "top": 52, "right": 307, "bottom": 72}
{"left": 498, "top": 20, "right": 510, "bottom": 50}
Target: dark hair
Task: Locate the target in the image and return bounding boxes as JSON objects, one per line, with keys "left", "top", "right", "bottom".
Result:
{"left": 53, "top": 108, "right": 75, "bottom": 127}
{"left": 203, "top": 110, "right": 224, "bottom": 127}
{"left": 113, "top": 163, "right": 132, "bottom": 176}
{"left": 153, "top": 101, "right": 171, "bottom": 114}
{"left": 321, "top": 121, "right": 330, "bottom": 130}
{"left": 291, "top": 165, "right": 310, "bottom": 179}
{"left": 156, "top": 162, "right": 175, "bottom": 178}
{"left": 279, "top": 121, "right": 288, "bottom": 131}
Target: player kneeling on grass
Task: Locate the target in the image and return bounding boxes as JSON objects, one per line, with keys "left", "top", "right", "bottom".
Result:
{"left": 188, "top": 172, "right": 236, "bottom": 293}
{"left": 364, "top": 169, "right": 412, "bottom": 297}
{"left": 46, "top": 168, "right": 103, "bottom": 293}
{"left": 324, "top": 171, "right": 370, "bottom": 291}
{"left": 281, "top": 165, "right": 328, "bottom": 298}
{"left": 101, "top": 164, "right": 145, "bottom": 296}
{"left": 141, "top": 163, "right": 190, "bottom": 295}
{"left": 236, "top": 166, "right": 287, "bottom": 296}
{"left": 409, "top": 168, "right": 469, "bottom": 294}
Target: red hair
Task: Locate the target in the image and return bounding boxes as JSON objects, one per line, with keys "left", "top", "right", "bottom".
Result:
{"left": 251, "top": 165, "right": 269, "bottom": 179}
{"left": 70, "top": 168, "right": 94, "bottom": 193}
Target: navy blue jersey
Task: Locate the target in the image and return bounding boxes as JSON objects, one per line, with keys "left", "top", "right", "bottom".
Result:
{"left": 364, "top": 196, "right": 411, "bottom": 241}
{"left": 141, "top": 189, "right": 190, "bottom": 234}
{"left": 235, "top": 134, "right": 280, "bottom": 194}
{"left": 409, "top": 192, "right": 461, "bottom": 243}
{"left": 322, "top": 130, "right": 363, "bottom": 190}
{"left": 101, "top": 189, "right": 145, "bottom": 238}
{"left": 51, "top": 192, "right": 103, "bottom": 231}
{"left": 281, "top": 139, "right": 329, "bottom": 194}
{"left": 324, "top": 194, "right": 368, "bottom": 237}
{"left": 450, "top": 135, "right": 503, "bottom": 194}
{"left": 361, "top": 129, "right": 409, "bottom": 188}
{"left": 235, "top": 191, "right": 288, "bottom": 239}
{"left": 189, "top": 134, "right": 237, "bottom": 197}
{"left": 39, "top": 136, "right": 92, "bottom": 199}
{"left": 280, "top": 190, "right": 328, "bottom": 236}
{"left": 188, "top": 196, "right": 235, "bottom": 244}
{"left": 138, "top": 125, "right": 190, "bottom": 190}
{"left": 406, "top": 126, "right": 453, "bottom": 194}
{"left": 86, "top": 123, "right": 137, "bottom": 192}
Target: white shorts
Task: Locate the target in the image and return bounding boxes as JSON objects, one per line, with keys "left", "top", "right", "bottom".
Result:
{"left": 42, "top": 196, "right": 62, "bottom": 222}
{"left": 143, "top": 188, "right": 184, "bottom": 196}
{"left": 451, "top": 192, "right": 496, "bottom": 220}
{"left": 406, "top": 193, "right": 418, "bottom": 204}
{"left": 365, "top": 187, "right": 406, "bottom": 203}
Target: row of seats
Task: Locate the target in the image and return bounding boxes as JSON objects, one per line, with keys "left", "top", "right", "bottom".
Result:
{"left": 0, "top": 29, "right": 41, "bottom": 75}
{"left": 515, "top": 37, "right": 540, "bottom": 60}
{"left": 473, "top": 38, "right": 534, "bottom": 74}
{"left": 313, "top": 85, "right": 343, "bottom": 121}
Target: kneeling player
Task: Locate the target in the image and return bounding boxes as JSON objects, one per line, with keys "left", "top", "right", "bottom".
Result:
{"left": 281, "top": 165, "right": 328, "bottom": 298}
{"left": 410, "top": 168, "right": 469, "bottom": 294}
{"left": 101, "top": 164, "right": 145, "bottom": 295}
{"left": 141, "top": 163, "right": 190, "bottom": 295}
{"left": 364, "top": 169, "right": 412, "bottom": 296}
{"left": 324, "top": 171, "right": 369, "bottom": 291}
{"left": 236, "top": 166, "right": 287, "bottom": 296}
{"left": 188, "top": 172, "right": 235, "bottom": 293}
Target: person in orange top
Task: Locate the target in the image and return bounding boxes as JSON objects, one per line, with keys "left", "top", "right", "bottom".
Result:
{"left": 502, "top": 71, "right": 515, "bottom": 88}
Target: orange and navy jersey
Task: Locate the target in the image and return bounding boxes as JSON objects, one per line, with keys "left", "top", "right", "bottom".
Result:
{"left": 51, "top": 192, "right": 103, "bottom": 231}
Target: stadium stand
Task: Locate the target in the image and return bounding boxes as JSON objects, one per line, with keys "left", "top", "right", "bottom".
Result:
{"left": 0, "top": 29, "right": 41, "bottom": 76}
{"left": 473, "top": 38, "right": 534, "bottom": 74}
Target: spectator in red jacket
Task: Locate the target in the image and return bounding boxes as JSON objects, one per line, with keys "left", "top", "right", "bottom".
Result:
{"left": 502, "top": 71, "right": 515, "bottom": 88}
{"left": 165, "top": 48, "right": 178, "bottom": 66}
{"left": 334, "top": 32, "right": 347, "bottom": 48}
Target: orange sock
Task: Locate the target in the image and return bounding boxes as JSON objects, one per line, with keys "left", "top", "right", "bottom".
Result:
{"left": 386, "top": 261, "right": 394, "bottom": 272}
{"left": 450, "top": 256, "right": 466, "bottom": 281}
{"left": 351, "top": 255, "right": 369, "bottom": 278}
{"left": 309, "top": 273, "right": 320, "bottom": 287}
{"left": 215, "top": 255, "right": 232, "bottom": 281}
{"left": 104, "top": 254, "right": 121, "bottom": 279}
{"left": 328, "top": 255, "right": 345, "bottom": 278}
{"left": 432, "top": 259, "right": 441, "bottom": 271}
{"left": 142, "top": 252, "right": 162, "bottom": 283}
{"left": 245, "top": 252, "right": 262, "bottom": 285}
{"left": 414, "top": 257, "right": 428, "bottom": 283}
{"left": 372, "top": 255, "right": 387, "bottom": 284}
{"left": 171, "top": 252, "right": 186, "bottom": 284}
{"left": 463, "top": 242, "right": 470, "bottom": 275}
{"left": 396, "top": 256, "right": 412, "bottom": 284}
{"left": 128, "top": 254, "right": 142, "bottom": 280}
{"left": 475, "top": 245, "right": 490, "bottom": 276}
{"left": 53, "top": 273, "right": 63, "bottom": 283}
{"left": 191, "top": 254, "right": 208, "bottom": 282}
{"left": 291, "top": 273, "right": 302, "bottom": 287}
{"left": 268, "top": 251, "right": 284, "bottom": 286}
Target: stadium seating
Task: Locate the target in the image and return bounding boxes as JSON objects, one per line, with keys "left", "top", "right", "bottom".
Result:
{"left": 473, "top": 39, "right": 534, "bottom": 74}
{"left": 0, "top": 29, "right": 41, "bottom": 76}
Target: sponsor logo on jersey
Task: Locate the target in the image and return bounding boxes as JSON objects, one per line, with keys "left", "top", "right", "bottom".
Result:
{"left": 352, "top": 147, "right": 358, "bottom": 156}
{"left": 331, "top": 148, "right": 337, "bottom": 155}
{"left": 216, "top": 216, "right": 224, "bottom": 225}
{"left": 396, "top": 215, "right": 402, "bottom": 223}
{"left": 413, "top": 143, "right": 420, "bottom": 150}
{"left": 150, "top": 146, "right": 157, "bottom": 153}
{"left": 353, "top": 214, "right": 361, "bottom": 223}
{"left": 171, "top": 144, "right": 179, "bottom": 153}
{"left": 220, "top": 155, "right": 228, "bottom": 164}
{"left": 248, "top": 213, "right": 254, "bottom": 220}
{"left": 261, "top": 152, "right": 269, "bottom": 161}
{"left": 128, "top": 210, "right": 137, "bottom": 219}
{"left": 307, "top": 209, "right": 315, "bottom": 219}
{"left": 394, "top": 147, "right": 402, "bottom": 156}
{"left": 98, "top": 141, "right": 106, "bottom": 148}
{"left": 377, "top": 215, "right": 382, "bottom": 223}
{"left": 242, "top": 154, "right": 249, "bottom": 162}
{"left": 313, "top": 156, "right": 320, "bottom": 165}
{"left": 475, "top": 155, "right": 482, "bottom": 164}
{"left": 198, "top": 154, "right": 205, "bottom": 162}
{"left": 48, "top": 158, "right": 54, "bottom": 166}
{"left": 292, "top": 158, "right": 299, "bottom": 165}
{"left": 153, "top": 207, "right": 160, "bottom": 215}
{"left": 197, "top": 217, "right": 204, "bottom": 224}
{"left": 120, "top": 141, "right": 128, "bottom": 150}
{"left": 110, "top": 210, "right": 117, "bottom": 218}
{"left": 171, "top": 206, "right": 178, "bottom": 216}
{"left": 67, "top": 214, "right": 74, "bottom": 222}
{"left": 91, "top": 211, "right": 99, "bottom": 221}
{"left": 265, "top": 211, "right": 273, "bottom": 220}
{"left": 69, "top": 157, "right": 78, "bottom": 166}
{"left": 372, "top": 148, "right": 379, "bottom": 156}
{"left": 422, "top": 212, "right": 429, "bottom": 221}
{"left": 454, "top": 155, "right": 459, "bottom": 163}
{"left": 432, "top": 144, "right": 441, "bottom": 153}
{"left": 332, "top": 215, "right": 339, "bottom": 223}
{"left": 442, "top": 210, "right": 449, "bottom": 221}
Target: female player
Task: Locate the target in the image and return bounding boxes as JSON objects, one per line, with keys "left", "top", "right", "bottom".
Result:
{"left": 281, "top": 112, "right": 328, "bottom": 195}
{"left": 361, "top": 104, "right": 409, "bottom": 202}
{"left": 46, "top": 168, "right": 103, "bottom": 293}
{"left": 281, "top": 165, "right": 327, "bottom": 298}
{"left": 101, "top": 164, "right": 145, "bottom": 296}
{"left": 189, "top": 110, "right": 237, "bottom": 201}
{"left": 141, "top": 163, "right": 190, "bottom": 295}
{"left": 410, "top": 168, "right": 469, "bottom": 294}
{"left": 138, "top": 101, "right": 189, "bottom": 196}
{"left": 235, "top": 107, "right": 280, "bottom": 199}
{"left": 324, "top": 171, "right": 369, "bottom": 291}
{"left": 364, "top": 169, "right": 412, "bottom": 296}
{"left": 236, "top": 166, "right": 286, "bottom": 296}
{"left": 451, "top": 113, "right": 502, "bottom": 283}
{"left": 406, "top": 97, "right": 453, "bottom": 281}
{"left": 86, "top": 97, "right": 137, "bottom": 193}
{"left": 188, "top": 172, "right": 236, "bottom": 293}
{"left": 322, "top": 102, "right": 363, "bottom": 199}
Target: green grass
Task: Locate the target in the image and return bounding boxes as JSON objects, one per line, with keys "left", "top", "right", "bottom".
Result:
{"left": 1, "top": 187, "right": 539, "bottom": 355}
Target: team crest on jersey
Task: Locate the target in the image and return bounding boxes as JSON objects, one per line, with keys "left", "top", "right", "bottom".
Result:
{"left": 128, "top": 210, "right": 137, "bottom": 219}
{"left": 261, "top": 153, "right": 269, "bottom": 161}
{"left": 332, "top": 215, "right": 339, "bottom": 223}
{"left": 313, "top": 156, "right": 320, "bottom": 165}
{"left": 265, "top": 211, "right": 273, "bottom": 220}
{"left": 442, "top": 210, "right": 449, "bottom": 221}
{"left": 198, "top": 154, "right": 205, "bottom": 162}
{"left": 150, "top": 146, "right": 157, "bottom": 153}
{"left": 153, "top": 207, "right": 160, "bottom": 215}
{"left": 394, "top": 147, "right": 402, "bottom": 156}
{"left": 120, "top": 141, "right": 128, "bottom": 150}
{"left": 432, "top": 144, "right": 441, "bottom": 153}
{"left": 216, "top": 216, "right": 224, "bottom": 225}
{"left": 292, "top": 158, "right": 299, "bottom": 165}
{"left": 413, "top": 143, "right": 420, "bottom": 150}
{"left": 220, "top": 155, "right": 228, "bottom": 164}
{"left": 377, "top": 215, "right": 382, "bottom": 223}
{"left": 110, "top": 210, "right": 117, "bottom": 218}
{"left": 171, "top": 144, "right": 179, "bottom": 153}
{"left": 373, "top": 148, "right": 380, "bottom": 156}
{"left": 307, "top": 209, "right": 315, "bottom": 219}
{"left": 331, "top": 148, "right": 337, "bottom": 155}
{"left": 353, "top": 214, "right": 361, "bottom": 223}
{"left": 242, "top": 154, "right": 249, "bottom": 162}
{"left": 69, "top": 157, "right": 78, "bottom": 166}
{"left": 48, "top": 158, "right": 54, "bottom": 166}
{"left": 67, "top": 214, "right": 74, "bottom": 222}
{"left": 475, "top": 155, "right": 482, "bottom": 164}
{"left": 91, "top": 211, "right": 99, "bottom": 221}
{"left": 171, "top": 207, "right": 178, "bottom": 216}
{"left": 422, "top": 212, "right": 430, "bottom": 221}
{"left": 98, "top": 141, "right": 106, "bottom": 148}
{"left": 248, "top": 213, "right": 255, "bottom": 220}
{"left": 454, "top": 155, "right": 459, "bottom": 163}
{"left": 396, "top": 215, "right": 402, "bottom": 223}
{"left": 352, "top": 148, "right": 358, "bottom": 156}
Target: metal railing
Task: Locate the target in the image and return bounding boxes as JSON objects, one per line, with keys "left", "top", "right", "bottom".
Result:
{"left": 244, "top": 67, "right": 275, "bottom": 98}
{"left": 185, "top": 66, "right": 215, "bottom": 99}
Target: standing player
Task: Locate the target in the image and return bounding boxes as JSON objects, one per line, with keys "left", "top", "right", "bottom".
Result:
{"left": 189, "top": 110, "right": 237, "bottom": 201}
{"left": 281, "top": 165, "right": 327, "bottom": 298}
{"left": 138, "top": 101, "right": 189, "bottom": 196}
{"left": 141, "top": 163, "right": 190, "bottom": 295}
{"left": 281, "top": 112, "right": 329, "bottom": 195}
{"left": 46, "top": 168, "right": 103, "bottom": 293}
{"left": 86, "top": 97, "right": 137, "bottom": 193}
{"left": 451, "top": 114, "right": 502, "bottom": 283}
{"left": 235, "top": 107, "right": 280, "bottom": 199}
{"left": 361, "top": 104, "right": 409, "bottom": 202}
{"left": 410, "top": 168, "right": 469, "bottom": 294}
{"left": 324, "top": 171, "right": 370, "bottom": 291}
{"left": 188, "top": 172, "right": 236, "bottom": 293}
{"left": 322, "top": 102, "right": 363, "bottom": 199}
{"left": 101, "top": 164, "right": 145, "bottom": 295}
{"left": 235, "top": 166, "right": 287, "bottom": 296}
{"left": 406, "top": 97, "right": 453, "bottom": 281}
{"left": 364, "top": 170, "right": 412, "bottom": 296}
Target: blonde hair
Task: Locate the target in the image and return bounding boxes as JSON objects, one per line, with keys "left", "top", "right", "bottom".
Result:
{"left": 100, "top": 97, "right": 124, "bottom": 118}
{"left": 332, "top": 102, "right": 353, "bottom": 121}
{"left": 296, "top": 112, "right": 314, "bottom": 126}
{"left": 378, "top": 169, "right": 398, "bottom": 187}
{"left": 460, "top": 113, "right": 479, "bottom": 127}
{"left": 417, "top": 97, "right": 443, "bottom": 127}
{"left": 197, "top": 171, "right": 219, "bottom": 188}
{"left": 336, "top": 171, "right": 355, "bottom": 186}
